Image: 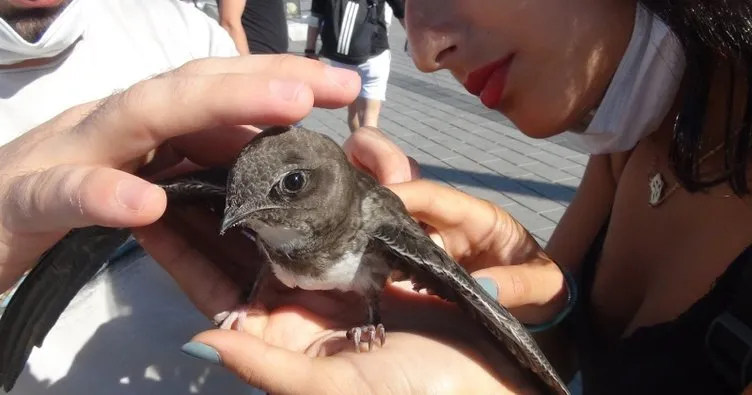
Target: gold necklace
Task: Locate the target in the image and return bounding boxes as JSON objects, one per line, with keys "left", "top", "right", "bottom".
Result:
{"left": 647, "top": 141, "right": 727, "bottom": 207}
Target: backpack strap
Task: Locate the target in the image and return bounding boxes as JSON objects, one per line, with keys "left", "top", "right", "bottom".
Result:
{"left": 705, "top": 246, "right": 752, "bottom": 391}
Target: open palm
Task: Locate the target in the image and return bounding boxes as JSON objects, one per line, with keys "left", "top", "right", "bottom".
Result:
{"left": 136, "top": 188, "right": 540, "bottom": 395}
{"left": 199, "top": 279, "right": 539, "bottom": 395}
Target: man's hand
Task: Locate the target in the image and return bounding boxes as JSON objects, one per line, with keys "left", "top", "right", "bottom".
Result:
{"left": 0, "top": 55, "right": 360, "bottom": 303}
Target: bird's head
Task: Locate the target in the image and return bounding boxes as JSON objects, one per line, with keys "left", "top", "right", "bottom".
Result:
{"left": 220, "top": 126, "right": 358, "bottom": 256}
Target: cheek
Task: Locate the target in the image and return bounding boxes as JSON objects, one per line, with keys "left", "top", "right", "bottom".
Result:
{"left": 404, "top": 0, "right": 465, "bottom": 43}
{"left": 504, "top": 56, "right": 594, "bottom": 138}
{"left": 499, "top": 5, "right": 628, "bottom": 137}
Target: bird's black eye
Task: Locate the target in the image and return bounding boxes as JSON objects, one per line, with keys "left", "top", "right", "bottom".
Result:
{"left": 282, "top": 171, "right": 306, "bottom": 193}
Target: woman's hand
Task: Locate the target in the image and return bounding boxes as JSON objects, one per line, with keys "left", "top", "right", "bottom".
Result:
{"left": 341, "top": 128, "right": 569, "bottom": 325}
{"left": 343, "top": 126, "right": 422, "bottom": 184}
{"left": 389, "top": 180, "right": 569, "bottom": 324}
{"left": 182, "top": 279, "right": 541, "bottom": 395}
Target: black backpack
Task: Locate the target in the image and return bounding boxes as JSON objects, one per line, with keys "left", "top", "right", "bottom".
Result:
{"left": 705, "top": 248, "right": 752, "bottom": 392}
{"left": 318, "top": 0, "right": 381, "bottom": 65}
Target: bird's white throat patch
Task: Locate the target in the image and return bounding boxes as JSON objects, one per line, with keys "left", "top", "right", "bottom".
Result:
{"left": 270, "top": 249, "right": 383, "bottom": 294}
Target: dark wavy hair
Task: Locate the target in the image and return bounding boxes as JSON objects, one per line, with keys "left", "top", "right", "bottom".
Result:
{"left": 640, "top": 0, "right": 751, "bottom": 196}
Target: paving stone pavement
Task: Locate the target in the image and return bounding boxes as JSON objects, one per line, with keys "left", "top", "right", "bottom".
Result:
{"left": 287, "top": 4, "right": 587, "bottom": 246}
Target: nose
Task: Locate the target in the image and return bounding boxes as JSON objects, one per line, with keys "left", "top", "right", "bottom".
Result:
{"left": 404, "top": 1, "right": 461, "bottom": 73}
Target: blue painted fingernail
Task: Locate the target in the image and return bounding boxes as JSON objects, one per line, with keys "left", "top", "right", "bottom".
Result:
{"left": 476, "top": 277, "right": 499, "bottom": 299}
{"left": 181, "top": 341, "right": 222, "bottom": 366}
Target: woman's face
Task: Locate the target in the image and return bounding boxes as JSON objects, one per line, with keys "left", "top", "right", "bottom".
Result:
{"left": 404, "top": 0, "right": 637, "bottom": 138}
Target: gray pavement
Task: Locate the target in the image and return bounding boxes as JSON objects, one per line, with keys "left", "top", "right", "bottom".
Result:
{"left": 287, "top": 5, "right": 586, "bottom": 246}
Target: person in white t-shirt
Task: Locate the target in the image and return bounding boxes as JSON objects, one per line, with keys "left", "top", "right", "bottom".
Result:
{"left": 0, "top": 0, "right": 260, "bottom": 393}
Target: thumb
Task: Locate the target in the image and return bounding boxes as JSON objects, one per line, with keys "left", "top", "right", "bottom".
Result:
{"left": 471, "top": 261, "right": 569, "bottom": 325}
{"left": 3, "top": 165, "right": 166, "bottom": 233}
{"left": 183, "top": 330, "right": 316, "bottom": 394}
{"left": 343, "top": 126, "right": 420, "bottom": 185}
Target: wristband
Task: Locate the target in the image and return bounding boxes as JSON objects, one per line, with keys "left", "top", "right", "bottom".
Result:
{"left": 304, "top": 49, "right": 316, "bottom": 55}
{"left": 524, "top": 268, "right": 578, "bottom": 333}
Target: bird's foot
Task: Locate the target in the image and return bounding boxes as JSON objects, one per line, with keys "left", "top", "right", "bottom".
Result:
{"left": 211, "top": 274, "right": 267, "bottom": 331}
{"left": 346, "top": 323, "right": 386, "bottom": 352}
{"left": 212, "top": 306, "right": 254, "bottom": 331}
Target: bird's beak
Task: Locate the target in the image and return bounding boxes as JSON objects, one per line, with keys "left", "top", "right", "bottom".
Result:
{"left": 220, "top": 206, "right": 255, "bottom": 235}
{"left": 221, "top": 205, "right": 303, "bottom": 247}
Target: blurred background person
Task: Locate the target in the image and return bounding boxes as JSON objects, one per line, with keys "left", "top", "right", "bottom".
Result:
{"left": 218, "top": 0, "right": 288, "bottom": 55}
{"left": 305, "top": 0, "right": 404, "bottom": 132}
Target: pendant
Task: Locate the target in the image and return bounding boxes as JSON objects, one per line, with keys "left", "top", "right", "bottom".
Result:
{"left": 648, "top": 171, "right": 665, "bottom": 207}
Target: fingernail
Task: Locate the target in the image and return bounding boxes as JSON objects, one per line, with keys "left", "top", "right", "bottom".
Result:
{"left": 181, "top": 341, "right": 222, "bottom": 366}
{"left": 115, "top": 178, "right": 158, "bottom": 212}
{"left": 325, "top": 65, "right": 357, "bottom": 88}
{"left": 269, "top": 79, "right": 304, "bottom": 101}
{"left": 475, "top": 277, "right": 499, "bottom": 299}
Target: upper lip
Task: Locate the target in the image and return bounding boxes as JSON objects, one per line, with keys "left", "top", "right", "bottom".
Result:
{"left": 463, "top": 54, "right": 515, "bottom": 96}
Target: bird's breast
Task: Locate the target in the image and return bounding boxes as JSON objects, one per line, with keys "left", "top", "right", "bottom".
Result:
{"left": 269, "top": 249, "right": 390, "bottom": 295}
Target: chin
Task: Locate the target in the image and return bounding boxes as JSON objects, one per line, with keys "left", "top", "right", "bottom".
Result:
{"left": 495, "top": 96, "right": 576, "bottom": 139}
{"left": 500, "top": 109, "right": 569, "bottom": 139}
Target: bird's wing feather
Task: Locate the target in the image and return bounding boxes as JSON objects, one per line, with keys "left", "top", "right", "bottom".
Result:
{"left": 0, "top": 226, "right": 132, "bottom": 391}
{"left": 0, "top": 168, "right": 229, "bottom": 392}
{"left": 366, "top": 189, "right": 569, "bottom": 395}
{"left": 156, "top": 167, "right": 229, "bottom": 213}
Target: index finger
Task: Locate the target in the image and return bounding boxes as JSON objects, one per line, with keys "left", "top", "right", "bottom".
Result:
{"left": 343, "top": 127, "right": 421, "bottom": 185}
{"left": 387, "top": 179, "right": 498, "bottom": 229}
{"left": 26, "top": 55, "right": 361, "bottom": 170}
{"left": 171, "top": 55, "right": 359, "bottom": 110}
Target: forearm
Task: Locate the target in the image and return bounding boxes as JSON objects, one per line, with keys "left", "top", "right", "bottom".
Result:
{"left": 545, "top": 155, "right": 619, "bottom": 277}
{"left": 220, "top": 21, "right": 250, "bottom": 55}
{"left": 217, "top": 0, "right": 250, "bottom": 55}
{"left": 306, "top": 25, "right": 320, "bottom": 51}
{"left": 532, "top": 153, "right": 621, "bottom": 380}
{"left": 304, "top": 25, "right": 319, "bottom": 59}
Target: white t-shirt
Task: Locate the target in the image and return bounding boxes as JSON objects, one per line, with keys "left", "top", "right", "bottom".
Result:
{"left": 0, "top": 1, "right": 265, "bottom": 394}
{"left": 0, "top": 0, "right": 238, "bottom": 143}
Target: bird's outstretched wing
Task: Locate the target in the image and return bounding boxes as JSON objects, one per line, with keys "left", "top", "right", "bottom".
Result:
{"left": 367, "top": 189, "right": 570, "bottom": 395}
{"left": 0, "top": 226, "right": 133, "bottom": 392}
{"left": 0, "top": 167, "right": 229, "bottom": 392}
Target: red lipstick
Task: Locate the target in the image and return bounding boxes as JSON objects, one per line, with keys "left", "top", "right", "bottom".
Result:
{"left": 464, "top": 54, "right": 514, "bottom": 109}
{"left": 9, "top": 0, "right": 66, "bottom": 8}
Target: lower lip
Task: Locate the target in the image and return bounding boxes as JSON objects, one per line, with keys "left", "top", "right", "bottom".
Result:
{"left": 479, "top": 65, "right": 510, "bottom": 109}
{"left": 464, "top": 55, "right": 514, "bottom": 109}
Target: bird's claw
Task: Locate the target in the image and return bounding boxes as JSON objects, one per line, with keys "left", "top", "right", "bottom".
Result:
{"left": 346, "top": 323, "right": 386, "bottom": 352}
{"left": 212, "top": 307, "right": 250, "bottom": 331}
{"left": 212, "top": 283, "right": 266, "bottom": 331}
